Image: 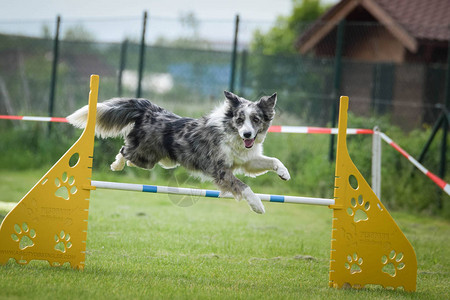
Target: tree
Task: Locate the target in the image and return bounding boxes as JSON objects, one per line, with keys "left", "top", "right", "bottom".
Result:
{"left": 245, "top": 1, "right": 331, "bottom": 122}
{"left": 251, "top": 0, "right": 328, "bottom": 55}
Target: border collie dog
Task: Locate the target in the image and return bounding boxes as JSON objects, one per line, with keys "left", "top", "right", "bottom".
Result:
{"left": 67, "top": 91, "right": 290, "bottom": 214}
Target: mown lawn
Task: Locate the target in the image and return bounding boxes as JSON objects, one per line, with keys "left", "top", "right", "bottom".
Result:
{"left": 0, "top": 170, "right": 449, "bottom": 299}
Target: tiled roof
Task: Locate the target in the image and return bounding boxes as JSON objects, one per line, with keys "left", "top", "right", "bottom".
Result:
{"left": 376, "top": 0, "right": 450, "bottom": 41}
{"left": 296, "top": 0, "right": 450, "bottom": 53}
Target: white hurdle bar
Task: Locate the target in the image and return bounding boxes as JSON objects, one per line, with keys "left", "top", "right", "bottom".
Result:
{"left": 91, "top": 180, "right": 335, "bottom": 206}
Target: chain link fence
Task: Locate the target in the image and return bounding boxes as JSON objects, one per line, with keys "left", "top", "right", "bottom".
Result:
{"left": 0, "top": 16, "right": 448, "bottom": 128}
{"left": 0, "top": 15, "right": 448, "bottom": 215}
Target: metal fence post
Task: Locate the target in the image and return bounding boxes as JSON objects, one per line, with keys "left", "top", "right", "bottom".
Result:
{"left": 417, "top": 29, "right": 449, "bottom": 209}
{"left": 117, "top": 39, "right": 128, "bottom": 97}
{"left": 437, "top": 33, "right": 450, "bottom": 209}
{"left": 328, "top": 20, "right": 345, "bottom": 161}
{"left": 229, "top": 14, "right": 239, "bottom": 93}
{"left": 372, "top": 126, "right": 381, "bottom": 198}
{"left": 48, "top": 15, "right": 61, "bottom": 134}
{"left": 239, "top": 49, "right": 248, "bottom": 96}
{"left": 417, "top": 112, "right": 444, "bottom": 163}
{"left": 136, "top": 11, "right": 148, "bottom": 98}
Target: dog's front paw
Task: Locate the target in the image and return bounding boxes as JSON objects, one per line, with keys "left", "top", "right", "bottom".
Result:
{"left": 277, "top": 166, "right": 290, "bottom": 181}
{"left": 275, "top": 161, "right": 290, "bottom": 181}
{"left": 242, "top": 187, "right": 265, "bottom": 214}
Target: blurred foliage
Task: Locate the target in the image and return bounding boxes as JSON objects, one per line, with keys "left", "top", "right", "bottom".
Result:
{"left": 251, "top": 0, "right": 329, "bottom": 55}
{"left": 244, "top": 53, "right": 334, "bottom": 125}
{"left": 63, "top": 24, "right": 96, "bottom": 42}
{"left": 247, "top": 0, "right": 332, "bottom": 122}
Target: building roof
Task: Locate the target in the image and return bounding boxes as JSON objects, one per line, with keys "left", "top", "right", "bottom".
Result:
{"left": 296, "top": 0, "right": 450, "bottom": 54}
{"left": 377, "top": 0, "right": 450, "bottom": 41}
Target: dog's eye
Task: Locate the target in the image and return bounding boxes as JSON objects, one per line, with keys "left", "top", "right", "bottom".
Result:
{"left": 236, "top": 118, "right": 244, "bottom": 124}
{"left": 252, "top": 117, "right": 260, "bottom": 124}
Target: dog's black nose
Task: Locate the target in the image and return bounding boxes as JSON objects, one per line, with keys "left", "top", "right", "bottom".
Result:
{"left": 243, "top": 132, "right": 252, "bottom": 139}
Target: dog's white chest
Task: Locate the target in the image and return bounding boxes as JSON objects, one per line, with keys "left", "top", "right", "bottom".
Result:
{"left": 229, "top": 142, "right": 261, "bottom": 167}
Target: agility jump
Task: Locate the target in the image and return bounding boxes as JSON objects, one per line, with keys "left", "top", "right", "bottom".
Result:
{"left": 0, "top": 75, "right": 417, "bottom": 291}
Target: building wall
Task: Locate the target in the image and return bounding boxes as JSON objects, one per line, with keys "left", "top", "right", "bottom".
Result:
{"left": 340, "top": 61, "right": 373, "bottom": 116}
{"left": 391, "top": 64, "right": 425, "bottom": 129}
{"left": 314, "top": 25, "right": 430, "bottom": 129}
{"left": 344, "top": 25, "right": 406, "bottom": 63}
{"left": 314, "top": 24, "right": 406, "bottom": 63}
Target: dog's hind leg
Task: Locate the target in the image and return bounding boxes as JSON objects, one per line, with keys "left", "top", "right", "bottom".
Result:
{"left": 120, "top": 145, "right": 159, "bottom": 170}
{"left": 126, "top": 161, "right": 138, "bottom": 168}
{"left": 111, "top": 146, "right": 139, "bottom": 170}
{"left": 213, "top": 170, "right": 265, "bottom": 214}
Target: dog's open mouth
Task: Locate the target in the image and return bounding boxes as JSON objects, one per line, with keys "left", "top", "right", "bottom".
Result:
{"left": 244, "top": 138, "right": 255, "bottom": 148}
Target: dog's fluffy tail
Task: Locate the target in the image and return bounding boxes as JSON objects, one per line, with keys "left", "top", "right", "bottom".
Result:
{"left": 67, "top": 98, "right": 154, "bottom": 138}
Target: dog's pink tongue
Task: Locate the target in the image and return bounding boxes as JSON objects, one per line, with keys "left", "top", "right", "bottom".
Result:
{"left": 244, "top": 138, "right": 255, "bottom": 148}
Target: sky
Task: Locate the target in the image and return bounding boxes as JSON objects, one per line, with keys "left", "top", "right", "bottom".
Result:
{"left": 0, "top": 0, "right": 338, "bottom": 45}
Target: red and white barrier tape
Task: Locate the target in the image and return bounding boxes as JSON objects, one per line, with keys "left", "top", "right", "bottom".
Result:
{"left": 1, "top": 114, "right": 448, "bottom": 195}
{"left": 0, "top": 115, "right": 68, "bottom": 123}
{"left": 268, "top": 125, "right": 373, "bottom": 135}
{"left": 380, "top": 133, "right": 450, "bottom": 196}
{"left": 1, "top": 116, "right": 374, "bottom": 135}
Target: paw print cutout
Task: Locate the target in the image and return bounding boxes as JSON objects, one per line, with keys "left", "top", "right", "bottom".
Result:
{"left": 54, "top": 172, "right": 77, "bottom": 200}
{"left": 54, "top": 230, "right": 72, "bottom": 253}
{"left": 347, "top": 195, "right": 370, "bottom": 222}
{"left": 11, "top": 223, "right": 36, "bottom": 250}
{"left": 345, "top": 252, "right": 363, "bottom": 274}
{"left": 382, "top": 250, "right": 405, "bottom": 277}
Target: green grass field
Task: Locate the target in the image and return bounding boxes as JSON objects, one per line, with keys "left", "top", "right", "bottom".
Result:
{"left": 0, "top": 170, "right": 449, "bottom": 299}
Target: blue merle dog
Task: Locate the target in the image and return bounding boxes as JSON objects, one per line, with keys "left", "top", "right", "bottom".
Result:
{"left": 67, "top": 91, "right": 290, "bottom": 214}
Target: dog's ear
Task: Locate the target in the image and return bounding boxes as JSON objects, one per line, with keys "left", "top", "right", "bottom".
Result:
{"left": 257, "top": 93, "right": 277, "bottom": 110}
{"left": 224, "top": 91, "right": 241, "bottom": 107}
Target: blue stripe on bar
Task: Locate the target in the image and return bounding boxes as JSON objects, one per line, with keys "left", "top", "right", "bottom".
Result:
{"left": 270, "top": 195, "right": 285, "bottom": 202}
{"left": 205, "top": 190, "right": 220, "bottom": 198}
{"left": 142, "top": 185, "right": 157, "bottom": 193}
